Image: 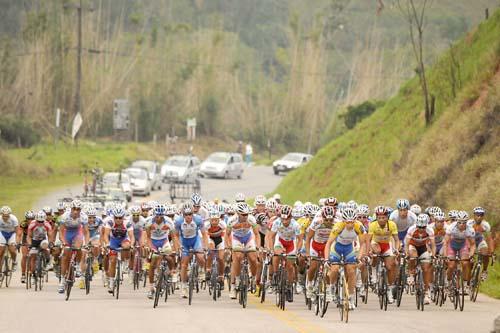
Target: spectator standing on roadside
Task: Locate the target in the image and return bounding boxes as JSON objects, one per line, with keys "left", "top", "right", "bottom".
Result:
{"left": 237, "top": 141, "right": 243, "bottom": 155}
{"left": 245, "top": 142, "right": 253, "bottom": 166}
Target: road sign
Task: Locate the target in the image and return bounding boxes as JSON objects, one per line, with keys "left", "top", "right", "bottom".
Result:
{"left": 113, "top": 99, "right": 130, "bottom": 130}
{"left": 71, "top": 112, "right": 82, "bottom": 139}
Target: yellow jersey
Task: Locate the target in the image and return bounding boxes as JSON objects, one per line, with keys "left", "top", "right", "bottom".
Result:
{"left": 368, "top": 220, "right": 398, "bottom": 244}
{"left": 297, "top": 217, "right": 311, "bottom": 235}
{"left": 329, "top": 221, "right": 365, "bottom": 245}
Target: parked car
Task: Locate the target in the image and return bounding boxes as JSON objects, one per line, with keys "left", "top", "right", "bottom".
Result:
{"left": 124, "top": 167, "right": 152, "bottom": 196}
{"left": 200, "top": 152, "right": 244, "bottom": 179}
{"left": 272, "top": 152, "right": 313, "bottom": 175}
{"left": 103, "top": 187, "right": 128, "bottom": 210}
{"left": 102, "top": 172, "right": 132, "bottom": 202}
{"left": 130, "top": 160, "right": 162, "bottom": 190}
{"left": 161, "top": 155, "right": 201, "bottom": 183}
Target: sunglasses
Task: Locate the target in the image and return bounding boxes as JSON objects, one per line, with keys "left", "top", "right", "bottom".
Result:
{"left": 227, "top": 213, "right": 235, "bottom": 216}
{"left": 115, "top": 217, "right": 124, "bottom": 220}
{"left": 358, "top": 215, "right": 368, "bottom": 219}
{"left": 132, "top": 214, "right": 140, "bottom": 218}
{"left": 345, "top": 220, "right": 355, "bottom": 223}
{"left": 474, "top": 213, "right": 484, "bottom": 217}
{"left": 457, "top": 221, "right": 467, "bottom": 225}
{"left": 240, "top": 214, "right": 249, "bottom": 217}
{"left": 193, "top": 205, "right": 200, "bottom": 208}
{"left": 184, "top": 213, "right": 193, "bottom": 216}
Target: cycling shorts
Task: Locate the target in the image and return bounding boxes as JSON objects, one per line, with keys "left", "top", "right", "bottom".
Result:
{"left": 109, "top": 236, "right": 130, "bottom": 251}
{"left": 371, "top": 241, "right": 394, "bottom": 256}
{"left": 274, "top": 235, "right": 296, "bottom": 255}
{"left": 0, "top": 231, "right": 16, "bottom": 246}
{"left": 64, "top": 227, "right": 83, "bottom": 246}
{"left": 409, "top": 245, "right": 431, "bottom": 262}
{"left": 232, "top": 233, "right": 256, "bottom": 252}
{"left": 181, "top": 236, "right": 203, "bottom": 257}
{"left": 329, "top": 242, "right": 356, "bottom": 264}
{"left": 447, "top": 240, "right": 469, "bottom": 259}
{"left": 208, "top": 236, "right": 224, "bottom": 250}
{"left": 309, "top": 240, "right": 326, "bottom": 258}
{"left": 151, "top": 238, "right": 171, "bottom": 254}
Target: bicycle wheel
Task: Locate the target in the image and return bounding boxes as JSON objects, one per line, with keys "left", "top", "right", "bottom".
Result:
{"left": 379, "top": 268, "right": 388, "bottom": 311}
{"left": 396, "top": 264, "right": 406, "bottom": 307}
{"left": 416, "top": 269, "right": 424, "bottom": 311}
{"left": 343, "top": 274, "right": 350, "bottom": 323}
{"left": 188, "top": 266, "right": 195, "bottom": 305}
{"left": 470, "top": 264, "right": 481, "bottom": 302}
{"left": 115, "top": 261, "right": 121, "bottom": 299}
{"left": 320, "top": 276, "right": 328, "bottom": 317}
{"left": 280, "top": 268, "right": 287, "bottom": 310}
{"left": 261, "top": 263, "right": 267, "bottom": 303}
{"left": 338, "top": 276, "right": 344, "bottom": 321}
{"left": 240, "top": 278, "right": 248, "bottom": 308}
{"left": 85, "top": 259, "right": 92, "bottom": 295}
{"left": 4, "top": 255, "right": 12, "bottom": 288}
{"left": 154, "top": 271, "right": 163, "bottom": 308}
{"left": 458, "top": 273, "right": 465, "bottom": 311}
{"left": 65, "top": 264, "right": 74, "bottom": 301}
{"left": 164, "top": 273, "right": 169, "bottom": 303}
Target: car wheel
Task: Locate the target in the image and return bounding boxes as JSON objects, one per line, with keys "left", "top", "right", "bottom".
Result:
{"left": 274, "top": 169, "right": 279, "bottom": 175}
{"left": 224, "top": 171, "right": 229, "bottom": 179}
{"left": 237, "top": 172, "right": 242, "bottom": 179}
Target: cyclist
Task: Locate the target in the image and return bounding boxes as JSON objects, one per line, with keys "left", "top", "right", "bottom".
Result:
{"left": 82, "top": 206, "right": 102, "bottom": 285}
{"left": 141, "top": 202, "right": 152, "bottom": 218}
{"left": 191, "top": 193, "right": 209, "bottom": 222}
{"left": 174, "top": 202, "right": 208, "bottom": 299}
{"left": 19, "top": 211, "right": 35, "bottom": 283}
{"left": 295, "top": 204, "right": 312, "bottom": 294}
{"left": 357, "top": 205, "right": 371, "bottom": 230}
{"left": 325, "top": 207, "right": 367, "bottom": 309}
{"left": 410, "top": 204, "right": 422, "bottom": 216}
{"left": 390, "top": 199, "right": 417, "bottom": 249}
{"left": 225, "top": 202, "right": 260, "bottom": 299}
{"left": 467, "top": 207, "right": 493, "bottom": 281}
{"left": 368, "top": 205, "right": 399, "bottom": 304}
{"left": 267, "top": 204, "right": 301, "bottom": 302}
{"left": 27, "top": 211, "right": 53, "bottom": 276}
{"left": 0, "top": 206, "right": 19, "bottom": 277}
{"left": 405, "top": 214, "right": 436, "bottom": 304}
{"left": 103, "top": 207, "right": 134, "bottom": 293}
{"left": 57, "top": 200, "right": 90, "bottom": 293}
{"left": 444, "top": 211, "right": 476, "bottom": 294}
{"left": 305, "top": 205, "right": 337, "bottom": 299}
{"left": 431, "top": 211, "right": 447, "bottom": 256}
{"left": 145, "top": 205, "right": 175, "bottom": 299}
{"left": 128, "top": 205, "right": 146, "bottom": 283}
{"left": 205, "top": 208, "right": 226, "bottom": 290}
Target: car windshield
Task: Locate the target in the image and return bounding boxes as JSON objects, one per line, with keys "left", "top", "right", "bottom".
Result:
{"left": 206, "top": 153, "right": 229, "bottom": 163}
{"left": 165, "top": 157, "right": 188, "bottom": 167}
{"left": 103, "top": 173, "right": 119, "bottom": 184}
{"left": 131, "top": 161, "right": 154, "bottom": 173}
{"left": 282, "top": 153, "right": 303, "bottom": 162}
{"left": 125, "top": 168, "right": 147, "bottom": 179}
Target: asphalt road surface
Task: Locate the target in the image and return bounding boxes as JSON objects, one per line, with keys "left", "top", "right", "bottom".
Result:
{"left": 16, "top": 165, "right": 500, "bottom": 333}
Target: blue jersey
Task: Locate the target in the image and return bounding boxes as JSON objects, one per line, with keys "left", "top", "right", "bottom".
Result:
{"left": 174, "top": 214, "right": 204, "bottom": 240}
{"left": 88, "top": 216, "right": 103, "bottom": 238}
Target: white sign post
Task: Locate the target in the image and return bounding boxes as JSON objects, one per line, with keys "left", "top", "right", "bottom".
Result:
{"left": 186, "top": 118, "right": 197, "bottom": 141}
{"left": 71, "top": 112, "right": 83, "bottom": 142}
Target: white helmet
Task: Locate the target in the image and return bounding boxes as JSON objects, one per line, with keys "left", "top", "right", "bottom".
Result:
{"left": 292, "top": 206, "right": 304, "bottom": 219}
{"left": 410, "top": 204, "right": 422, "bottom": 215}
{"left": 0, "top": 206, "right": 12, "bottom": 215}
{"left": 235, "top": 193, "right": 246, "bottom": 203}
{"left": 357, "top": 204, "right": 370, "bottom": 216}
{"left": 254, "top": 195, "right": 266, "bottom": 206}
{"left": 416, "top": 214, "right": 430, "bottom": 227}
{"left": 293, "top": 201, "right": 303, "bottom": 209}
{"left": 457, "top": 211, "right": 469, "bottom": 221}
{"left": 434, "top": 211, "right": 445, "bottom": 221}
{"left": 70, "top": 199, "right": 83, "bottom": 209}
{"left": 36, "top": 210, "right": 47, "bottom": 222}
{"left": 346, "top": 200, "right": 358, "bottom": 210}
{"left": 341, "top": 207, "right": 357, "bottom": 221}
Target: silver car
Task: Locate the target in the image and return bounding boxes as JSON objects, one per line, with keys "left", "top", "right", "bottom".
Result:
{"left": 272, "top": 152, "right": 312, "bottom": 175}
{"left": 130, "top": 160, "right": 162, "bottom": 190}
{"left": 102, "top": 172, "right": 132, "bottom": 202}
{"left": 200, "top": 152, "right": 244, "bottom": 179}
{"left": 161, "top": 155, "right": 200, "bottom": 183}
{"left": 124, "top": 167, "right": 152, "bottom": 196}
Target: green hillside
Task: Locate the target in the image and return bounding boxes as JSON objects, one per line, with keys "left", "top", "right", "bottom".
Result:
{"left": 276, "top": 9, "right": 500, "bottom": 215}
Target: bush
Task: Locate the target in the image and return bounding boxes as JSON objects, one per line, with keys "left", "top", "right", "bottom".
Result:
{"left": 0, "top": 116, "right": 41, "bottom": 147}
{"left": 343, "top": 100, "right": 384, "bottom": 129}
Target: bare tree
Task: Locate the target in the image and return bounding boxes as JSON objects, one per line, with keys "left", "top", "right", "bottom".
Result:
{"left": 396, "top": 0, "right": 434, "bottom": 125}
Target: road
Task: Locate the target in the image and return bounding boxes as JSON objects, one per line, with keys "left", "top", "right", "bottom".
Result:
{"left": 10, "top": 165, "right": 499, "bottom": 333}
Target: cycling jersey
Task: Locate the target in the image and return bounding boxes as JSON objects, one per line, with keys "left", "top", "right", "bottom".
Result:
{"left": 308, "top": 218, "right": 336, "bottom": 243}
{"left": 0, "top": 214, "right": 19, "bottom": 233}
{"left": 329, "top": 221, "right": 365, "bottom": 245}
{"left": 297, "top": 217, "right": 311, "bottom": 235}
{"left": 87, "top": 216, "right": 103, "bottom": 240}
{"left": 430, "top": 223, "right": 446, "bottom": 252}
{"left": 128, "top": 215, "right": 146, "bottom": 242}
{"left": 389, "top": 210, "right": 417, "bottom": 240}
{"left": 59, "top": 212, "right": 88, "bottom": 229}
{"left": 446, "top": 222, "right": 475, "bottom": 244}
{"left": 28, "top": 221, "right": 51, "bottom": 241}
{"left": 467, "top": 220, "right": 491, "bottom": 246}
{"left": 405, "top": 225, "right": 434, "bottom": 248}
{"left": 106, "top": 220, "right": 132, "bottom": 239}
{"left": 175, "top": 215, "right": 204, "bottom": 256}
{"left": 205, "top": 220, "right": 226, "bottom": 239}
{"left": 271, "top": 218, "right": 300, "bottom": 241}
{"left": 368, "top": 220, "right": 398, "bottom": 244}
{"left": 226, "top": 215, "right": 257, "bottom": 239}
{"left": 147, "top": 217, "right": 173, "bottom": 240}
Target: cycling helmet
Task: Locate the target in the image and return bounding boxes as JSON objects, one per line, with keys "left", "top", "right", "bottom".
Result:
{"left": 416, "top": 214, "right": 430, "bottom": 227}
{"left": 280, "top": 205, "right": 292, "bottom": 218}
{"left": 25, "top": 210, "right": 35, "bottom": 220}
{"left": 56, "top": 202, "right": 65, "bottom": 211}
{"left": 337, "top": 202, "right": 346, "bottom": 211}
{"left": 357, "top": 205, "right": 370, "bottom": 217}
{"left": 318, "top": 198, "right": 326, "bottom": 207}
{"left": 182, "top": 202, "right": 193, "bottom": 215}
{"left": 42, "top": 206, "right": 53, "bottom": 215}
{"left": 36, "top": 210, "right": 46, "bottom": 222}
{"left": 293, "top": 201, "right": 303, "bottom": 209}
{"left": 236, "top": 202, "right": 250, "bottom": 215}
{"left": 386, "top": 206, "right": 394, "bottom": 215}
{"left": 325, "top": 197, "right": 338, "bottom": 207}
{"left": 154, "top": 204, "right": 166, "bottom": 216}
{"left": 70, "top": 200, "right": 83, "bottom": 209}
{"left": 434, "top": 211, "right": 445, "bottom": 221}
{"left": 113, "top": 207, "right": 126, "bottom": 218}
{"left": 217, "top": 204, "right": 226, "bottom": 216}
{"left": 292, "top": 206, "right": 304, "bottom": 219}
{"left": 346, "top": 200, "right": 358, "bottom": 210}
{"left": 129, "top": 206, "right": 141, "bottom": 215}
{"left": 188, "top": 193, "right": 200, "bottom": 206}
{"left": 374, "top": 205, "right": 388, "bottom": 215}
{"left": 311, "top": 204, "right": 320, "bottom": 215}
{"left": 1, "top": 206, "right": 12, "bottom": 215}
{"left": 166, "top": 205, "right": 176, "bottom": 216}
{"left": 410, "top": 204, "right": 422, "bottom": 215}
{"left": 235, "top": 192, "right": 246, "bottom": 203}
{"left": 273, "top": 193, "right": 281, "bottom": 202}
{"left": 448, "top": 210, "right": 459, "bottom": 220}
{"left": 457, "top": 211, "right": 469, "bottom": 221}
{"left": 428, "top": 206, "right": 439, "bottom": 217}
{"left": 141, "top": 202, "right": 151, "bottom": 211}
{"left": 322, "top": 206, "right": 335, "bottom": 219}
{"left": 396, "top": 199, "right": 410, "bottom": 210}
{"left": 265, "top": 199, "right": 277, "bottom": 212}
{"left": 209, "top": 208, "right": 220, "bottom": 219}
{"left": 473, "top": 207, "right": 485, "bottom": 215}
{"left": 341, "top": 207, "right": 357, "bottom": 221}
{"left": 303, "top": 203, "right": 314, "bottom": 216}
{"left": 226, "top": 204, "right": 236, "bottom": 215}
{"left": 254, "top": 195, "right": 266, "bottom": 206}
{"left": 255, "top": 213, "right": 267, "bottom": 225}
{"left": 86, "top": 207, "right": 97, "bottom": 217}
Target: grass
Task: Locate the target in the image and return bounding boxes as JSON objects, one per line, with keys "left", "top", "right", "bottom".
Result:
{"left": 481, "top": 257, "right": 500, "bottom": 298}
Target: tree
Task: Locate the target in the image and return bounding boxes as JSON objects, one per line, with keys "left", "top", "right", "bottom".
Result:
{"left": 396, "top": 0, "right": 434, "bottom": 125}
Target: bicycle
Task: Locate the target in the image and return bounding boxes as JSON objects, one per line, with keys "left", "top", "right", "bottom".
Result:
{"left": 224, "top": 249, "right": 232, "bottom": 292}
{"left": 64, "top": 247, "right": 80, "bottom": 301}
{"left": 469, "top": 253, "right": 494, "bottom": 302}
{"left": 395, "top": 252, "right": 407, "bottom": 307}
{"left": 207, "top": 249, "right": 221, "bottom": 301}
{"left": 84, "top": 245, "right": 94, "bottom": 295}
{"left": 153, "top": 250, "right": 171, "bottom": 308}
{"left": 132, "top": 245, "right": 143, "bottom": 291}
{"left": 274, "top": 253, "right": 292, "bottom": 311}
{"left": 0, "top": 250, "right": 13, "bottom": 288}
{"left": 330, "top": 255, "right": 350, "bottom": 322}
{"left": 187, "top": 249, "right": 201, "bottom": 305}
{"left": 372, "top": 254, "right": 389, "bottom": 311}
{"left": 260, "top": 249, "right": 271, "bottom": 303}
{"left": 309, "top": 257, "right": 328, "bottom": 316}
{"left": 432, "top": 255, "right": 447, "bottom": 307}
{"left": 411, "top": 257, "right": 427, "bottom": 311}
{"left": 32, "top": 247, "right": 47, "bottom": 292}
{"left": 447, "top": 253, "right": 466, "bottom": 312}
{"left": 238, "top": 249, "right": 255, "bottom": 309}
{"left": 108, "top": 247, "right": 124, "bottom": 299}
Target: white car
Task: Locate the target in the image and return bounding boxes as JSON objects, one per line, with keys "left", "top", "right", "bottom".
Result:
{"left": 161, "top": 155, "right": 200, "bottom": 183}
{"left": 124, "top": 167, "right": 152, "bottom": 196}
{"left": 200, "top": 152, "right": 244, "bottom": 179}
{"left": 273, "top": 152, "right": 312, "bottom": 175}
{"left": 102, "top": 172, "right": 132, "bottom": 202}
{"left": 130, "top": 160, "right": 162, "bottom": 190}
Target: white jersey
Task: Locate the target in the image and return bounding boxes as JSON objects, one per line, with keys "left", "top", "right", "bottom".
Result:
{"left": 59, "top": 212, "right": 88, "bottom": 229}
{"left": 446, "top": 222, "right": 475, "bottom": 242}
{"left": 389, "top": 210, "right": 417, "bottom": 232}
{"left": 0, "top": 214, "right": 19, "bottom": 233}
{"left": 271, "top": 218, "right": 300, "bottom": 241}
{"left": 227, "top": 215, "right": 257, "bottom": 238}
{"left": 307, "top": 217, "right": 335, "bottom": 243}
